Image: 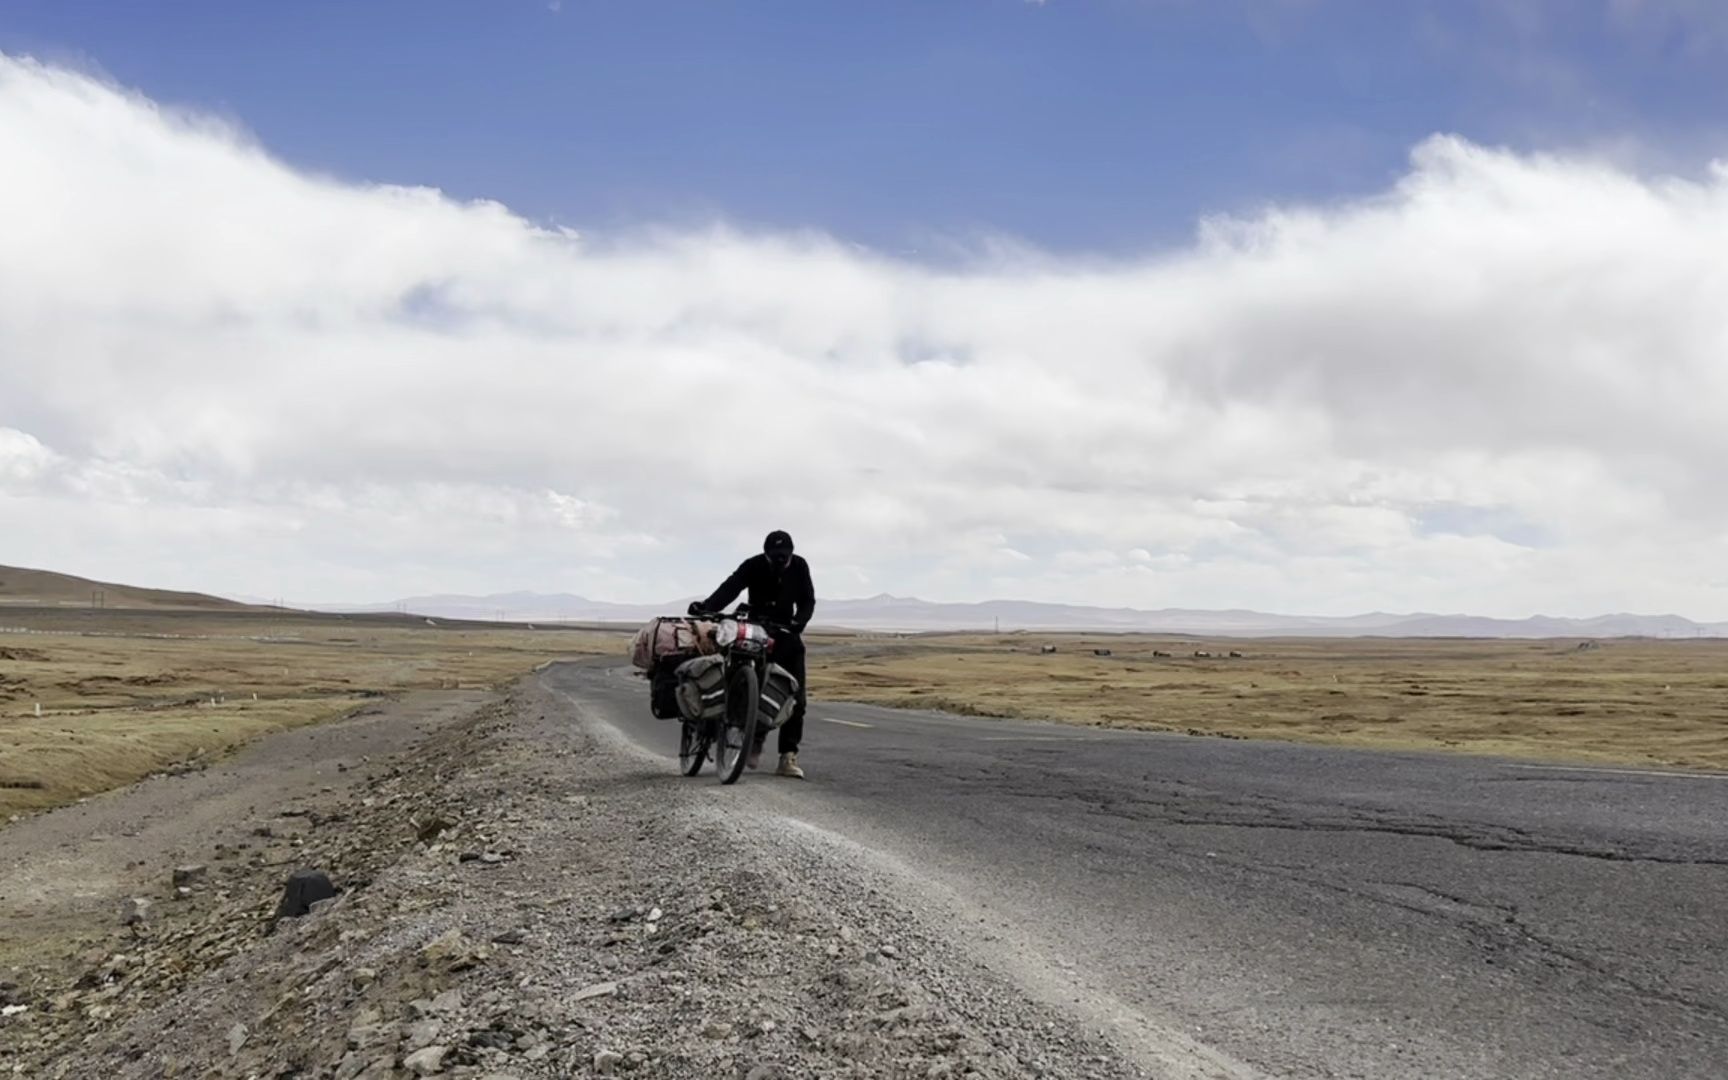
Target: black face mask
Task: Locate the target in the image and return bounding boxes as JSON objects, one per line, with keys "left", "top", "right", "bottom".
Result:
{"left": 766, "top": 550, "right": 793, "bottom": 569}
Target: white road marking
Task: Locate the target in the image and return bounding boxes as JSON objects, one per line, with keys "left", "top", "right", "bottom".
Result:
{"left": 822, "top": 717, "right": 875, "bottom": 729}
{"left": 1506, "top": 763, "right": 1728, "bottom": 781}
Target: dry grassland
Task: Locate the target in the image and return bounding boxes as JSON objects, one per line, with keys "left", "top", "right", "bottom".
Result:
{"left": 811, "top": 633, "right": 1728, "bottom": 770}
{"left": 0, "top": 611, "right": 619, "bottom": 817}
{"left": 9, "top": 613, "right": 1726, "bottom": 820}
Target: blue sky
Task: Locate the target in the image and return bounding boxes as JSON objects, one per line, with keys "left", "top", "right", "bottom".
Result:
{"left": 4, "top": 3, "right": 1728, "bottom": 616}
{"left": 4, "top": 0, "right": 1723, "bottom": 253}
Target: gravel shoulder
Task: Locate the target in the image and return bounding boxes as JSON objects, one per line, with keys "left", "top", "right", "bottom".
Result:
{"left": 2, "top": 672, "right": 1167, "bottom": 1079}
{"left": 0, "top": 691, "right": 489, "bottom": 974}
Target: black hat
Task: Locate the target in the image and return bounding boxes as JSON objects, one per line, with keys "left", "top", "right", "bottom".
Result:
{"left": 763, "top": 530, "right": 795, "bottom": 554}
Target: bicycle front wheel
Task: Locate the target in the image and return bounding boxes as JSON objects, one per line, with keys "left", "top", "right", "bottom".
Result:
{"left": 714, "top": 664, "right": 760, "bottom": 785}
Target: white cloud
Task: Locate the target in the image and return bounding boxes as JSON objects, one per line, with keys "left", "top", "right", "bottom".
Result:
{"left": 2, "top": 54, "right": 1728, "bottom": 617}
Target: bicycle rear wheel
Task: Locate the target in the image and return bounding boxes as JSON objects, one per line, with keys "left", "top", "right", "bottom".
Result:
{"left": 678, "top": 720, "right": 708, "bottom": 776}
{"left": 714, "top": 664, "right": 760, "bottom": 785}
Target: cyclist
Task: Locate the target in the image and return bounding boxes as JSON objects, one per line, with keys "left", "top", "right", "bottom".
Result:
{"left": 691, "top": 529, "right": 814, "bottom": 778}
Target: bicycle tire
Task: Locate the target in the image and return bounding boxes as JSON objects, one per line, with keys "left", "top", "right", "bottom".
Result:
{"left": 678, "top": 720, "right": 708, "bottom": 776}
{"left": 715, "top": 664, "right": 760, "bottom": 785}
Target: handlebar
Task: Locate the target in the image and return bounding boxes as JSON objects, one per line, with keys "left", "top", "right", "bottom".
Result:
{"left": 684, "top": 608, "right": 797, "bottom": 637}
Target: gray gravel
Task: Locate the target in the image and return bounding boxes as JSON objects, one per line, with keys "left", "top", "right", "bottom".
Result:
{"left": 7, "top": 678, "right": 1153, "bottom": 1079}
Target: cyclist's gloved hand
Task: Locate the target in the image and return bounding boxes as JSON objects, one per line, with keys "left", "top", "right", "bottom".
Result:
{"left": 687, "top": 601, "right": 705, "bottom": 617}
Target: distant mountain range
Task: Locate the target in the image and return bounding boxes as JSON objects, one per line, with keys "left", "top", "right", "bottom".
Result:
{"left": 320, "top": 591, "right": 1728, "bottom": 639}
{"left": 9, "top": 561, "right": 1715, "bottom": 638}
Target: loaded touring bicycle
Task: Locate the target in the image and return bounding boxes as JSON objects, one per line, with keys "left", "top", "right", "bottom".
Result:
{"left": 630, "top": 606, "right": 800, "bottom": 784}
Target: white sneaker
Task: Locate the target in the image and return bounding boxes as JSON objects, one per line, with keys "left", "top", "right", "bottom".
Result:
{"left": 776, "top": 753, "right": 805, "bottom": 780}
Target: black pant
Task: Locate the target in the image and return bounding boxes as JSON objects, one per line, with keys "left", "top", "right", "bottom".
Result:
{"left": 755, "top": 634, "right": 808, "bottom": 755}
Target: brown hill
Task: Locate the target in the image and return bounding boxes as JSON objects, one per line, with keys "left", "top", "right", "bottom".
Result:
{"left": 0, "top": 564, "right": 252, "bottom": 611}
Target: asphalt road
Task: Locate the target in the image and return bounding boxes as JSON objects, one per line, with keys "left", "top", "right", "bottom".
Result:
{"left": 543, "top": 662, "right": 1728, "bottom": 1079}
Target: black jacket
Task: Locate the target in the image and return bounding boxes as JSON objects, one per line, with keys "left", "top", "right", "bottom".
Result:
{"left": 700, "top": 554, "right": 816, "bottom": 634}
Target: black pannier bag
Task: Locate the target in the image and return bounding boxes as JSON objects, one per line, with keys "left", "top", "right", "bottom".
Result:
{"left": 757, "top": 662, "right": 800, "bottom": 731}
{"left": 649, "top": 657, "right": 684, "bottom": 719}
{"left": 674, "top": 655, "right": 728, "bottom": 723}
